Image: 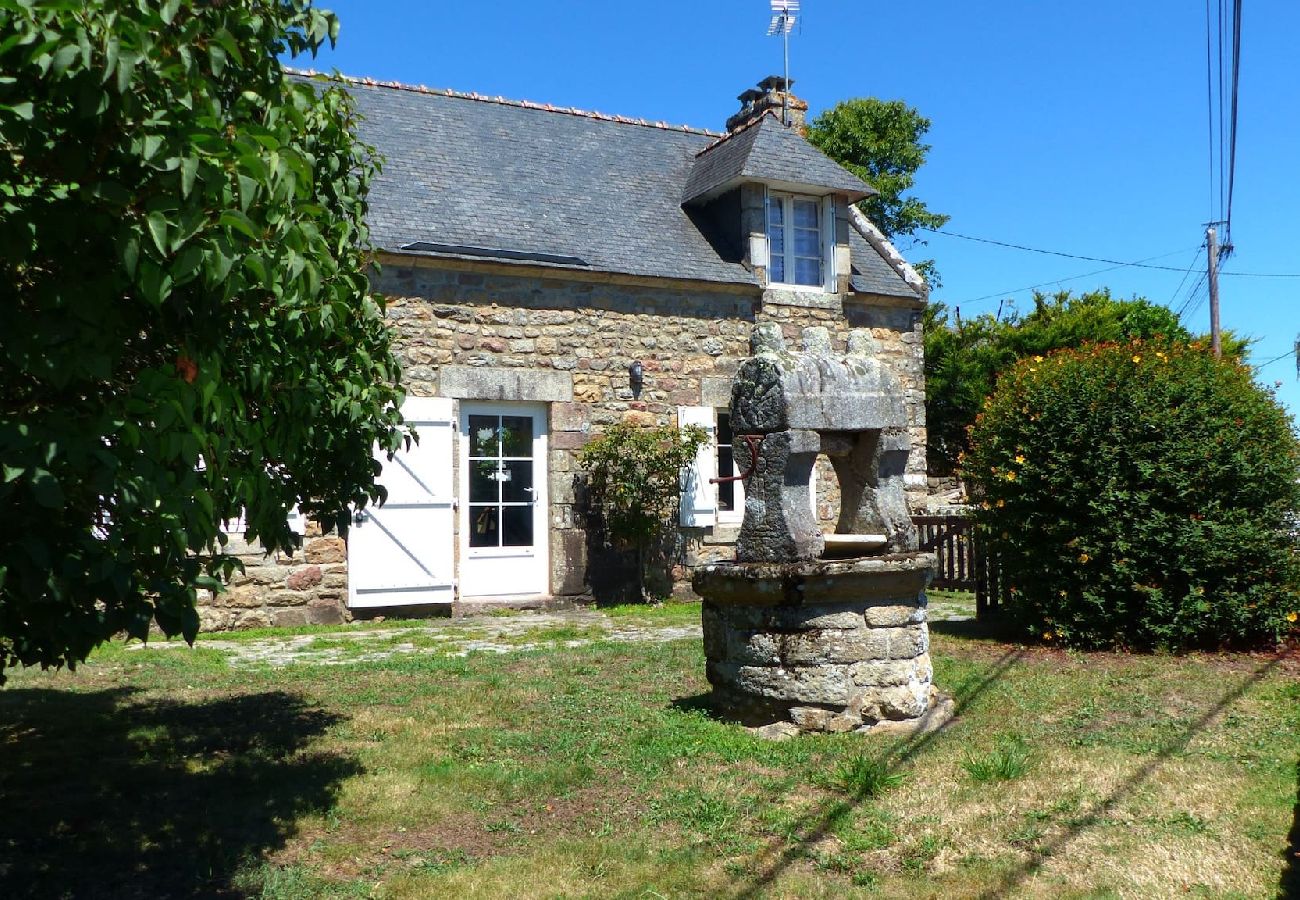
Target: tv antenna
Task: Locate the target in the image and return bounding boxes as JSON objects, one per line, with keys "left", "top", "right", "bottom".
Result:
{"left": 766, "top": 0, "right": 800, "bottom": 125}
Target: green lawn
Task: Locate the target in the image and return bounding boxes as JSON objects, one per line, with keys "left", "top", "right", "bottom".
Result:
{"left": 1, "top": 603, "right": 1296, "bottom": 899}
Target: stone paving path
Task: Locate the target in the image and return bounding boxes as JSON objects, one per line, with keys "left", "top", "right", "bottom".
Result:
{"left": 133, "top": 598, "right": 974, "bottom": 668}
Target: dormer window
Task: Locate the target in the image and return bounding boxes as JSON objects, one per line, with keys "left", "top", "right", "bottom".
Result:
{"left": 767, "top": 191, "right": 824, "bottom": 288}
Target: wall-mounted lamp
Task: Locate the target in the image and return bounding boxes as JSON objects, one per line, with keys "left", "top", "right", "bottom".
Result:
{"left": 628, "top": 360, "right": 645, "bottom": 395}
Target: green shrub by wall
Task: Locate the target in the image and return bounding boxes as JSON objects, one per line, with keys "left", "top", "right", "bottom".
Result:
{"left": 965, "top": 340, "right": 1300, "bottom": 650}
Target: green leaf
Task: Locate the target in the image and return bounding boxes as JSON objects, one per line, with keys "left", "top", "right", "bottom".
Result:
{"left": 171, "top": 243, "right": 204, "bottom": 283}
{"left": 122, "top": 232, "right": 140, "bottom": 276}
{"left": 138, "top": 260, "right": 173, "bottom": 307}
{"left": 194, "top": 574, "right": 224, "bottom": 593}
{"left": 207, "top": 41, "right": 226, "bottom": 76}
{"left": 29, "top": 469, "right": 64, "bottom": 509}
{"left": 140, "top": 133, "right": 162, "bottom": 161}
{"left": 236, "top": 173, "right": 258, "bottom": 211}
{"left": 145, "top": 211, "right": 168, "bottom": 254}
{"left": 50, "top": 43, "right": 79, "bottom": 75}
{"left": 179, "top": 157, "right": 198, "bottom": 198}
{"left": 4, "top": 102, "right": 34, "bottom": 120}
{"left": 218, "top": 209, "right": 258, "bottom": 240}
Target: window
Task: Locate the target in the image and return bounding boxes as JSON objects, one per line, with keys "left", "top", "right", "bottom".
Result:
{"left": 767, "top": 191, "right": 824, "bottom": 288}
{"left": 716, "top": 411, "right": 744, "bottom": 522}
{"left": 678, "top": 405, "right": 817, "bottom": 529}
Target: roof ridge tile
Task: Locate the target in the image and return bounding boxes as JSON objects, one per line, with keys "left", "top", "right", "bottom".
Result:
{"left": 285, "top": 67, "right": 722, "bottom": 137}
{"left": 694, "top": 110, "right": 781, "bottom": 157}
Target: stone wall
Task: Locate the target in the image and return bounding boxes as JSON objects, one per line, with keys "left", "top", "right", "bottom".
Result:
{"left": 695, "top": 554, "right": 938, "bottom": 733}
{"left": 376, "top": 258, "right": 927, "bottom": 597}
{"left": 198, "top": 523, "right": 349, "bottom": 631}
{"left": 192, "top": 258, "right": 928, "bottom": 629}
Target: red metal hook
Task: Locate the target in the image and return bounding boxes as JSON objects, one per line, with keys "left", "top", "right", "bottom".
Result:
{"left": 710, "top": 433, "right": 764, "bottom": 485}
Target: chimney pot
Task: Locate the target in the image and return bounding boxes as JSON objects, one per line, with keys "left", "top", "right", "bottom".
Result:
{"left": 726, "top": 76, "right": 810, "bottom": 133}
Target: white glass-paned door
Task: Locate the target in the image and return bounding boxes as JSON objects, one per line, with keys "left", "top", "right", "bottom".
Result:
{"left": 458, "top": 402, "right": 549, "bottom": 598}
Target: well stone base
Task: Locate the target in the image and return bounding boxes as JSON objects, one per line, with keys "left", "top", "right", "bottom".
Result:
{"left": 693, "top": 553, "right": 940, "bottom": 735}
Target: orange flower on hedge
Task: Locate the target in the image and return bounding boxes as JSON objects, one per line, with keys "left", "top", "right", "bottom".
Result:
{"left": 1014, "top": 454, "right": 1026, "bottom": 464}
{"left": 1078, "top": 552, "right": 1091, "bottom": 563}
{"left": 1005, "top": 470, "right": 1017, "bottom": 481}
{"left": 1132, "top": 355, "right": 1142, "bottom": 364}
{"left": 1288, "top": 611, "right": 1298, "bottom": 623}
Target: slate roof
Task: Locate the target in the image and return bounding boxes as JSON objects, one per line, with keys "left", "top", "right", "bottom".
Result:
{"left": 848, "top": 228, "right": 917, "bottom": 296}
{"left": 293, "top": 72, "right": 920, "bottom": 299}
{"left": 683, "top": 113, "right": 875, "bottom": 204}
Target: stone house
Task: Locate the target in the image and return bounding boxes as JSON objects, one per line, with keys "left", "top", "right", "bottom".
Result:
{"left": 200, "top": 72, "right": 929, "bottom": 631}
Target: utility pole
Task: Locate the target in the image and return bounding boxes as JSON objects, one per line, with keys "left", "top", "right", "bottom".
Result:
{"left": 1206, "top": 225, "right": 1222, "bottom": 358}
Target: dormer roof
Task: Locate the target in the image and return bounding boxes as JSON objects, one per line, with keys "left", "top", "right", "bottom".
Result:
{"left": 682, "top": 113, "right": 876, "bottom": 205}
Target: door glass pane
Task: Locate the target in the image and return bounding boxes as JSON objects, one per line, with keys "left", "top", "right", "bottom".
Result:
{"left": 469, "top": 460, "right": 499, "bottom": 503}
{"left": 794, "top": 257, "right": 822, "bottom": 286}
{"left": 501, "top": 506, "right": 533, "bottom": 547}
{"left": 499, "top": 416, "right": 532, "bottom": 457}
{"left": 469, "top": 506, "right": 499, "bottom": 547}
{"left": 500, "top": 460, "right": 533, "bottom": 503}
{"left": 468, "top": 415, "right": 498, "bottom": 458}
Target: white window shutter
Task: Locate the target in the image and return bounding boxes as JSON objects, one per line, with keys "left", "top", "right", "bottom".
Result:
{"left": 678, "top": 406, "right": 717, "bottom": 526}
{"left": 809, "top": 461, "right": 819, "bottom": 520}
{"left": 348, "top": 397, "right": 457, "bottom": 607}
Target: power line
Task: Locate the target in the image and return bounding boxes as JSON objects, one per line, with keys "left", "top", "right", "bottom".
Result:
{"left": 1167, "top": 243, "right": 1205, "bottom": 309}
{"left": 951, "top": 247, "right": 1202, "bottom": 309}
{"left": 922, "top": 228, "right": 1300, "bottom": 277}
{"left": 1226, "top": 0, "right": 1243, "bottom": 233}
{"left": 1174, "top": 268, "right": 1209, "bottom": 319}
{"left": 1205, "top": 0, "right": 1216, "bottom": 224}
{"left": 1205, "top": 0, "right": 1243, "bottom": 243}
{"left": 1253, "top": 349, "right": 1296, "bottom": 371}
{"left": 1180, "top": 273, "right": 1211, "bottom": 321}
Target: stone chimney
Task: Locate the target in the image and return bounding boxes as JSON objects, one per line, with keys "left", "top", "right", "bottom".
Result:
{"left": 725, "top": 75, "right": 809, "bottom": 133}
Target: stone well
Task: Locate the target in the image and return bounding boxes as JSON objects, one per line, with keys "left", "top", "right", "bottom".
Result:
{"left": 692, "top": 324, "right": 951, "bottom": 736}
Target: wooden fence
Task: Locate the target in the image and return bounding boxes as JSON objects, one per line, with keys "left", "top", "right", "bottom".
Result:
{"left": 911, "top": 514, "right": 1009, "bottom": 617}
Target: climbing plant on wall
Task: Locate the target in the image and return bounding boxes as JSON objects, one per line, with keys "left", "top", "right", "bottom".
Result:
{"left": 579, "top": 421, "right": 707, "bottom": 602}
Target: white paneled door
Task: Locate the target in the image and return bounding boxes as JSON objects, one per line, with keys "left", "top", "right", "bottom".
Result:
{"left": 458, "top": 402, "right": 549, "bottom": 598}
{"left": 347, "top": 397, "right": 456, "bottom": 609}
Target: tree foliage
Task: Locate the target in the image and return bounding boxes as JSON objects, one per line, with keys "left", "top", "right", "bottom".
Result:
{"left": 966, "top": 340, "right": 1300, "bottom": 650}
{"left": 805, "top": 97, "right": 948, "bottom": 260}
{"left": 578, "top": 422, "right": 707, "bottom": 601}
{"left": 0, "top": 0, "right": 406, "bottom": 680}
{"left": 924, "top": 289, "right": 1247, "bottom": 475}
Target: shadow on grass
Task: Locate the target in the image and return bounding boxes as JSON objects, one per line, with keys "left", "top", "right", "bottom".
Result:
{"left": 726, "top": 647, "right": 1027, "bottom": 898}
{"left": 974, "top": 652, "right": 1288, "bottom": 900}
{"left": 1283, "top": 759, "right": 1300, "bottom": 899}
{"left": 0, "top": 688, "right": 359, "bottom": 899}
{"left": 724, "top": 645, "right": 1290, "bottom": 898}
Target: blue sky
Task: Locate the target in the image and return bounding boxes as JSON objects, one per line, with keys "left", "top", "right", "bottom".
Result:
{"left": 311, "top": 0, "right": 1300, "bottom": 419}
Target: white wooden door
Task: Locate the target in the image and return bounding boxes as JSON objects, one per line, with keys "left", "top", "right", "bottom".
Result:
{"left": 347, "top": 397, "right": 456, "bottom": 609}
{"left": 459, "top": 402, "right": 549, "bottom": 598}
